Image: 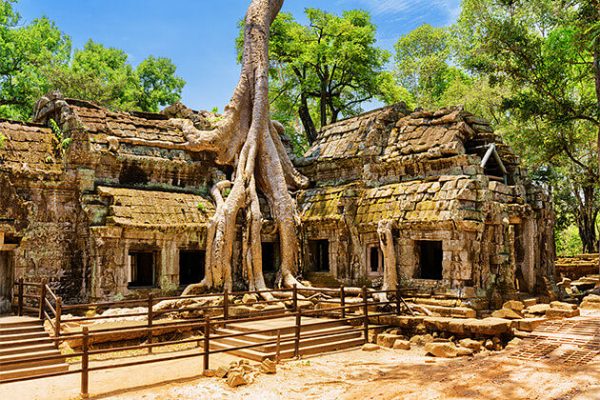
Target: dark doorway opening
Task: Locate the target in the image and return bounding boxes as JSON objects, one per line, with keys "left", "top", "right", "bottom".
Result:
{"left": 417, "top": 241, "right": 443, "bottom": 280}
{"left": 369, "top": 246, "right": 384, "bottom": 274}
{"left": 179, "top": 250, "right": 205, "bottom": 286}
{"left": 129, "top": 251, "right": 156, "bottom": 287}
{"left": 262, "top": 242, "right": 279, "bottom": 273}
{"left": 308, "top": 240, "right": 330, "bottom": 272}
{"left": 0, "top": 252, "right": 12, "bottom": 314}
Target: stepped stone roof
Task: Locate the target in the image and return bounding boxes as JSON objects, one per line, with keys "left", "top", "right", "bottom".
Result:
{"left": 96, "top": 186, "right": 214, "bottom": 228}
{"left": 0, "top": 120, "right": 62, "bottom": 174}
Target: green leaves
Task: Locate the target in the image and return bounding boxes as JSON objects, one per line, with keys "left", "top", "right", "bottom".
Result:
{"left": 0, "top": 1, "right": 186, "bottom": 120}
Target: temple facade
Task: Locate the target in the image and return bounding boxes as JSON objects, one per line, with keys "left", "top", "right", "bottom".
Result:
{"left": 0, "top": 94, "right": 555, "bottom": 310}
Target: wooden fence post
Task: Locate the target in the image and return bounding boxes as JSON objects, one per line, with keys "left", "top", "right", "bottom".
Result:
{"left": 203, "top": 316, "right": 210, "bottom": 372}
{"left": 223, "top": 288, "right": 229, "bottom": 327}
{"left": 17, "top": 277, "right": 23, "bottom": 316}
{"left": 39, "top": 278, "right": 47, "bottom": 320}
{"left": 147, "top": 293, "right": 154, "bottom": 354}
{"left": 276, "top": 329, "right": 281, "bottom": 363}
{"left": 55, "top": 297, "right": 62, "bottom": 342}
{"left": 292, "top": 284, "right": 298, "bottom": 312}
{"left": 362, "top": 286, "right": 369, "bottom": 344}
{"left": 294, "top": 310, "right": 301, "bottom": 358}
{"left": 81, "top": 326, "right": 89, "bottom": 399}
{"left": 340, "top": 284, "right": 346, "bottom": 319}
{"left": 395, "top": 286, "right": 401, "bottom": 315}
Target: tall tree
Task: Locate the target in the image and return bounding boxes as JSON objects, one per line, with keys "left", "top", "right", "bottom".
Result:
{"left": 451, "top": 0, "right": 600, "bottom": 251}
{"left": 133, "top": 0, "right": 308, "bottom": 294}
{"left": 0, "top": 0, "right": 71, "bottom": 120}
{"left": 262, "top": 9, "right": 400, "bottom": 143}
{"left": 136, "top": 56, "right": 186, "bottom": 113}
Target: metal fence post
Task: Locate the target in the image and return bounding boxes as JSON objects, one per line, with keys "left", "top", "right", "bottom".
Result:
{"left": 147, "top": 294, "right": 154, "bottom": 354}
{"left": 17, "top": 277, "right": 24, "bottom": 316}
{"left": 203, "top": 316, "right": 210, "bottom": 372}
{"left": 292, "top": 284, "right": 298, "bottom": 312}
{"left": 39, "top": 278, "right": 47, "bottom": 320}
{"left": 294, "top": 310, "right": 301, "bottom": 358}
{"left": 362, "top": 286, "right": 369, "bottom": 344}
{"left": 223, "top": 288, "right": 229, "bottom": 327}
{"left": 340, "top": 284, "right": 346, "bottom": 319}
{"left": 55, "top": 297, "right": 62, "bottom": 343}
{"left": 81, "top": 326, "right": 90, "bottom": 399}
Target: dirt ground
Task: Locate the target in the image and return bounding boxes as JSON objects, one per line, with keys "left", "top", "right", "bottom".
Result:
{"left": 4, "top": 314, "right": 600, "bottom": 400}
{"left": 102, "top": 345, "right": 600, "bottom": 400}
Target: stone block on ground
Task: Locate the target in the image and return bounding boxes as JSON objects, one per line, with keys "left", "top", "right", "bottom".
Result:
{"left": 515, "top": 318, "right": 546, "bottom": 332}
{"left": 393, "top": 339, "right": 411, "bottom": 350}
{"left": 227, "top": 372, "right": 248, "bottom": 388}
{"left": 491, "top": 308, "right": 523, "bottom": 320}
{"left": 581, "top": 294, "right": 600, "bottom": 310}
{"left": 458, "top": 338, "right": 482, "bottom": 352}
{"left": 522, "top": 298, "right": 538, "bottom": 307}
{"left": 545, "top": 308, "right": 580, "bottom": 318}
{"left": 362, "top": 343, "right": 380, "bottom": 352}
{"left": 549, "top": 301, "right": 577, "bottom": 311}
{"left": 260, "top": 359, "right": 277, "bottom": 374}
{"left": 409, "top": 334, "right": 434, "bottom": 346}
{"left": 456, "top": 346, "right": 474, "bottom": 356}
{"left": 377, "top": 333, "right": 405, "bottom": 348}
{"left": 502, "top": 300, "right": 525, "bottom": 312}
{"left": 424, "top": 342, "right": 459, "bottom": 358}
{"left": 242, "top": 293, "right": 258, "bottom": 304}
{"left": 447, "top": 317, "right": 512, "bottom": 336}
{"left": 526, "top": 304, "right": 550, "bottom": 315}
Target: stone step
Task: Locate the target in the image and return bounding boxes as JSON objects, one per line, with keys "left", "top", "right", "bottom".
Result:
{"left": 0, "top": 342, "right": 56, "bottom": 357}
{"left": 0, "top": 351, "right": 66, "bottom": 372}
{"left": 225, "top": 318, "right": 346, "bottom": 336}
{"left": 0, "top": 336, "right": 55, "bottom": 349}
{"left": 0, "top": 324, "right": 45, "bottom": 336}
{"left": 210, "top": 335, "right": 365, "bottom": 362}
{"left": 0, "top": 316, "right": 43, "bottom": 329}
{"left": 0, "top": 330, "right": 48, "bottom": 342}
{"left": 213, "top": 328, "right": 362, "bottom": 353}
{"left": 0, "top": 363, "right": 69, "bottom": 381}
{"left": 215, "top": 324, "right": 356, "bottom": 344}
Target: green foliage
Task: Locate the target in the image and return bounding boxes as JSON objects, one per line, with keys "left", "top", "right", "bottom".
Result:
{"left": 0, "top": 131, "right": 5, "bottom": 149}
{"left": 244, "top": 8, "right": 406, "bottom": 143}
{"left": 48, "top": 41, "right": 185, "bottom": 112}
{"left": 197, "top": 202, "right": 206, "bottom": 212}
{"left": 0, "top": 1, "right": 185, "bottom": 120}
{"left": 49, "top": 118, "right": 71, "bottom": 158}
{"left": 0, "top": 0, "right": 71, "bottom": 120}
{"left": 556, "top": 224, "right": 584, "bottom": 256}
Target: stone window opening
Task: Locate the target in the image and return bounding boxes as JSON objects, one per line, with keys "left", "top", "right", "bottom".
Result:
{"left": 368, "top": 245, "right": 384, "bottom": 275}
{"left": 308, "top": 239, "right": 330, "bottom": 272}
{"left": 179, "top": 250, "right": 205, "bottom": 286}
{"left": 129, "top": 251, "right": 156, "bottom": 288}
{"left": 416, "top": 241, "right": 443, "bottom": 280}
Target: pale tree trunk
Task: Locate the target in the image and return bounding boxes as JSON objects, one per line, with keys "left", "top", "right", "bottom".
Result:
{"left": 135, "top": 0, "right": 310, "bottom": 296}
{"left": 375, "top": 220, "right": 398, "bottom": 302}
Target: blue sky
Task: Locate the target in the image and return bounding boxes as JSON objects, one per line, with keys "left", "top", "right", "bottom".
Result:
{"left": 15, "top": 0, "right": 461, "bottom": 111}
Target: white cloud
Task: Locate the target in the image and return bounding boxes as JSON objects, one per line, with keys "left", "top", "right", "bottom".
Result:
{"left": 347, "top": 0, "right": 461, "bottom": 25}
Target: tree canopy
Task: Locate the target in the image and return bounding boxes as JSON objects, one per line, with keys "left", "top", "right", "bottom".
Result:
{"left": 0, "top": 0, "right": 185, "bottom": 120}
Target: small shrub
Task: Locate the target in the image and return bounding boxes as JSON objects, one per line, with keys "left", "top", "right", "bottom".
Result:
{"left": 0, "top": 132, "right": 6, "bottom": 149}
{"left": 197, "top": 202, "right": 206, "bottom": 212}
{"left": 49, "top": 118, "right": 72, "bottom": 157}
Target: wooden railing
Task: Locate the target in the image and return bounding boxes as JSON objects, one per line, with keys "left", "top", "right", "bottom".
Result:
{"left": 8, "top": 280, "right": 410, "bottom": 398}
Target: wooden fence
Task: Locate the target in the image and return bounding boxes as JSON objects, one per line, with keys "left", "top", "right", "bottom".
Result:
{"left": 7, "top": 279, "right": 410, "bottom": 398}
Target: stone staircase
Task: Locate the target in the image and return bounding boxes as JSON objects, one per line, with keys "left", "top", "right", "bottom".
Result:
{"left": 210, "top": 316, "right": 364, "bottom": 361}
{"left": 0, "top": 316, "right": 68, "bottom": 381}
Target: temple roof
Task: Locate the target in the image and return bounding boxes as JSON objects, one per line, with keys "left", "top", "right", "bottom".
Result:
{"left": 96, "top": 186, "right": 214, "bottom": 228}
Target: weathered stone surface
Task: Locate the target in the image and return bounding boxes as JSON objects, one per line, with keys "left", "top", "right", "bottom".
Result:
{"left": 491, "top": 308, "right": 523, "bottom": 320}
{"left": 522, "top": 298, "right": 538, "bottom": 308}
{"left": 242, "top": 293, "right": 258, "bottom": 304}
{"left": 425, "top": 342, "right": 459, "bottom": 358}
{"left": 410, "top": 334, "right": 434, "bottom": 346}
{"left": 458, "top": 338, "right": 482, "bottom": 352}
{"left": 362, "top": 343, "right": 380, "bottom": 352}
{"left": 227, "top": 372, "right": 248, "bottom": 388}
{"left": 393, "top": 340, "right": 411, "bottom": 350}
{"left": 549, "top": 301, "right": 577, "bottom": 311}
{"left": 377, "top": 334, "right": 405, "bottom": 348}
{"left": 456, "top": 346, "right": 474, "bottom": 357}
{"left": 527, "top": 304, "right": 551, "bottom": 315}
{"left": 581, "top": 294, "right": 600, "bottom": 310}
{"left": 447, "top": 318, "right": 512, "bottom": 336}
{"left": 515, "top": 318, "right": 546, "bottom": 332}
{"left": 260, "top": 359, "right": 277, "bottom": 374}
{"left": 502, "top": 300, "right": 525, "bottom": 312}
{"left": 545, "top": 308, "right": 580, "bottom": 318}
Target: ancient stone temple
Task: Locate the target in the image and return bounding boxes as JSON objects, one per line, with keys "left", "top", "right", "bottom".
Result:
{"left": 0, "top": 94, "right": 554, "bottom": 308}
